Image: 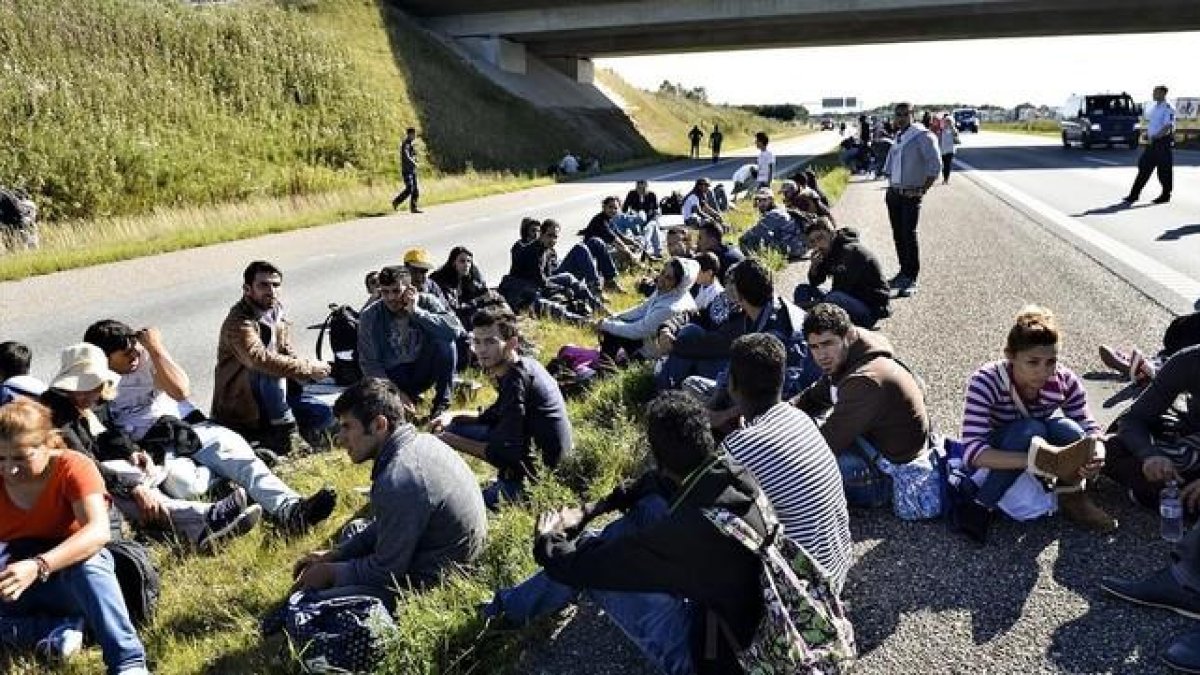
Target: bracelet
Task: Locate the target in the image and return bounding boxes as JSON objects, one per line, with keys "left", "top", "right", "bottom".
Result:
{"left": 34, "top": 555, "right": 51, "bottom": 583}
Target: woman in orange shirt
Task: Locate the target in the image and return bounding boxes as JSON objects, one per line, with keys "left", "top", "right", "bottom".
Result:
{"left": 0, "top": 399, "right": 148, "bottom": 674}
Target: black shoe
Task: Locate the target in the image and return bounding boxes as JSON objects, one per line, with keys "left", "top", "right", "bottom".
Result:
{"left": 411, "top": 207, "right": 424, "bottom": 214}
{"left": 1121, "top": 195, "right": 1137, "bottom": 204}
{"left": 1100, "top": 568, "right": 1200, "bottom": 619}
{"left": 887, "top": 274, "right": 910, "bottom": 289}
{"left": 898, "top": 280, "right": 919, "bottom": 297}
{"left": 198, "top": 487, "right": 262, "bottom": 553}
{"left": 1152, "top": 194, "right": 1172, "bottom": 204}
{"left": 1165, "top": 630, "right": 1200, "bottom": 674}
{"left": 261, "top": 423, "right": 312, "bottom": 456}
{"left": 391, "top": 196, "right": 402, "bottom": 210}
{"left": 950, "top": 499, "right": 993, "bottom": 546}
{"left": 280, "top": 487, "right": 337, "bottom": 535}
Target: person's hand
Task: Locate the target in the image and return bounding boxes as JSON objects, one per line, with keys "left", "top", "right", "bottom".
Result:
{"left": 396, "top": 391, "right": 417, "bottom": 416}
{"left": 429, "top": 411, "right": 456, "bottom": 434}
{"left": 135, "top": 327, "right": 165, "bottom": 354}
{"left": 555, "top": 506, "right": 586, "bottom": 536}
{"left": 1078, "top": 456, "right": 1104, "bottom": 481}
{"left": 293, "top": 561, "right": 336, "bottom": 592}
{"left": 400, "top": 286, "right": 418, "bottom": 313}
{"left": 536, "top": 510, "right": 575, "bottom": 537}
{"left": 1182, "top": 480, "right": 1200, "bottom": 513}
{"left": 131, "top": 485, "right": 169, "bottom": 525}
{"left": 1143, "top": 456, "right": 1180, "bottom": 483}
{"left": 0, "top": 560, "right": 40, "bottom": 602}
{"left": 292, "top": 550, "right": 333, "bottom": 581}
{"left": 311, "top": 361, "right": 332, "bottom": 380}
{"left": 657, "top": 330, "right": 675, "bottom": 354}
{"left": 130, "top": 451, "right": 153, "bottom": 472}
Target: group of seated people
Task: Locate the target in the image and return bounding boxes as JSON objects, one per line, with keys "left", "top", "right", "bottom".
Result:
{"left": 2, "top": 173, "right": 1198, "bottom": 674}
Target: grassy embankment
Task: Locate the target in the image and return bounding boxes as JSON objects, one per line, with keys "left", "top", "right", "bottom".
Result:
{"left": 0, "top": 0, "right": 794, "bottom": 280}
{"left": 3, "top": 157, "right": 846, "bottom": 675}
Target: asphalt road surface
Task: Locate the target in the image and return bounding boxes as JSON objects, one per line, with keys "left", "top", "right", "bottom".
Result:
{"left": 0, "top": 132, "right": 840, "bottom": 406}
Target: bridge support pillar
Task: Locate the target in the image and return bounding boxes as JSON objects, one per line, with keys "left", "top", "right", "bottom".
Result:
{"left": 456, "top": 36, "right": 526, "bottom": 74}
{"left": 544, "top": 56, "right": 594, "bottom": 84}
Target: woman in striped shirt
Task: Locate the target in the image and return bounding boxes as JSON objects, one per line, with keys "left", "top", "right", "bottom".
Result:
{"left": 958, "top": 306, "right": 1114, "bottom": 538}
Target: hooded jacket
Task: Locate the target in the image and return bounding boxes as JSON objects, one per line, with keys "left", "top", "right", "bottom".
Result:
{"left": 807, "top": 228, "right": 891, "bottom": 316}
{"left": 600, "top": 258, "right": 699, "bottom": 357}
{"left": 793, "top": 328, "right": 929, "bottom": 463}
{"left": 535, "top": 457, "right": 769, "bottom": 675}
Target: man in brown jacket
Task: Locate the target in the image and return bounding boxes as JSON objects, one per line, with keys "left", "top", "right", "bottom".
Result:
{"left": 790, "top": 303, "right": 930, "bottom": 508}
{"left": 212, "top": 261, "right": 332, "bottom": 455}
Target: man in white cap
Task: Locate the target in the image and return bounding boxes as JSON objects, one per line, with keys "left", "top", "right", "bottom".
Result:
{"left": 738, "top": 187, "right": 808, "bottom": 260}
{"left": 42, "top": 343, "right": 263, "bottom": 553}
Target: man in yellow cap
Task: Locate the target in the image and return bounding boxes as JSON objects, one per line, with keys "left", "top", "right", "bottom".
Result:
{"left": 403, "top": 247, "right": 447, "bottom": 304}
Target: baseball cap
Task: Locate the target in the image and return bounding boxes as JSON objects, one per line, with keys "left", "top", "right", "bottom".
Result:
{"left": 402, "top": 248, "right": 433, "bottom": 270}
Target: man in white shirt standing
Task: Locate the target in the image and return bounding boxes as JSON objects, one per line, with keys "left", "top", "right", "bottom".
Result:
{"left": 882, "top": 102, "right": 942, "bottom": 297}
{"left": 1123, "top": 85, "right": 1176, "bottom": 205}
{"left": 754, "top": 132, "right": 775, "bottom": 188}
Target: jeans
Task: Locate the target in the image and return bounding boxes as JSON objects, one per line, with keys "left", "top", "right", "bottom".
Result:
{"left": 1175, "top": 521, "right": 1200, "bottom": 592}
{"left": 248, "top": 371, "right": 334, "bottom": 432}
{"left": 885, "top": 188, "right": 923, "bottom": 281}
{"left": 558, "top": 243, "right": 604, "bottom": 288}
{"left": 163, "top": 422, "right": 300, "bottom": 517}
{"left": 547, "top": 271, "right": 601, "bottom": 307}
{"left": 111, "top": 490, "right": 211, "bottom": 543}
{"left": 446, "top": 421, "right": 527, "bottom": 509}
{"left": 1128, "top": 138, "right": 1173, "bottom": 199}
{"left": 655, "top": 326, "right": 729, "bottom": 391}
{"left": 793, "top": 285, "right": 878, "bottom": 327}
{"left": 0, "top": 549, "right": 147, "bottom": 674}
{"left": 974, "top": 417, "right": 1085, "bottom": 508}
{"left": 393, "top": 170, "right": 420, "bottom": 210}
{"left": 384, "top": 334, "right": 457, "bottom": 409}
{"left": 836, "top": 437, "right": 893, "bottom": 508}
{"left": 486, "top": 495, "right": 695, "bottom": 675}
{"left": 941, "top": 153, "right": 954, "bottom": 182}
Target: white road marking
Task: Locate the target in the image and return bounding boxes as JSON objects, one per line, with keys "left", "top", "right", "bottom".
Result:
{"left": 1082, "top": 157, "right": 1121, "bottom": 166}
{"left": 956, "top": 157, "right": 1200, "bottom": 314}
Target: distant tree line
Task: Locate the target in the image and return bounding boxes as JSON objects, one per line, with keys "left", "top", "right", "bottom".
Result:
{"left": 658, "top": 80, "right": 709, "bottom": 103}
{"left": 739, "top": 103, "right": 809, "bottom": 123}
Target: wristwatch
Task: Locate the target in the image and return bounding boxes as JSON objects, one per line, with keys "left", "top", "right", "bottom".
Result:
{"left": 34, "top": 555, "right": 51, "bottom": 583}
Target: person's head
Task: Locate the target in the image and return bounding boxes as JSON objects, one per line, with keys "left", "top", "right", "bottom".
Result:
{"left": 539, "top": 219, "right": 561, "bottom": 247}
{"left": 644, "top": 391, "right": 716, "bottom": 483}
{"left": 792, "top": 189, "right": 824, "bottom": 215}
{"left": 83, "top": 319, "right": 142, "bottom": 375}
{"left": 405, "top": 127, "right": 416, "bottom": 139}
{"left": 693, "top": 178, "right": 711, "bottom": 195}
{"left": 697, "top": 220, "right": 723, "bottom": 252}
{"left": 242, "top": 260, "right": 283, "bottom": 311}
{"left": 364, "top": 270, "right": 381, "bottom": 299}
{"left": 49, "top": 343, "right": 120, "bottom": 411}
{"left": 377, "top": 265, "right": 413, "bottom": 314}
{"left": 728, "top": 333, "right": 786, "bottom": 412}
{"left": 0, "top": 341, "right": 32, "bottom": 381}
{"left": 893, "top": 102, "right": 913, "bottom": 128}
{"left": 520, "top": 217, "right": 541, "bottom": 243}
{"left": 0, "top": 399, "right": 68, "bottom": 485}
{"left": 802, "top": 304, "right": 854, "bottom": 376}
{"left": 601, "top": 196, "right": 620, "bottom": 217}
{"left": 469, "top": 307, "right": 520, "bottom": 373}
{"left": 780, "top": 180, "right": 799, "bottom": 198}
{"left": 804, "top": 169, "right": 819, "bottom": 187}
{"left": 441, "top": 246, "right": 474, "bottom": 281}
{"left": 755, "top": 131, "right": 769, "bottom": 149}
{"left": 753, "top": 187, "right": 775, "bottom": 212}
{"left": 655, "top": 259, "right": 686, "bottom": 294}
{"left": 333, "top": 378, "right": 409, "bottom": 464}
{"left": 713, "top": 124, "right": 720, "bottom": 132}
{"left": 403, "top": 248, "right": 434, "bottom": 286}
{"left": 1153, "top": 85, "right": 1168, "bottom": 102}
{"left": 666, "top": 227, "right": 691, "bottom": 257}
{"left": 1004, "top": 305, "right": 1061, "bottom": 393}
{"left": 731, "top": 258, "right": 773, "bottom": 310}
{"left": 695, "top": 252, "right": 720, "bottom": 286}
{"left": 634, "top": 179, "right": 648, "bottom": 195}
{"left": 804, "top": 217, "right": 837, "bottom": 256}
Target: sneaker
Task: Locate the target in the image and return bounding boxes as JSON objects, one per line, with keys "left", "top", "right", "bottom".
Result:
{"left": 280, "top": 487, "right": 337, "bottom": 535}
{"left": 1152, "top": 194, "right": 1171, "bottom": 204}
{"left": 1098, "top": 344, "right": 1132, "bottom": 377}
{"left": 1027, "top": 435, "right": 1097, "bottom": 482}
{"left": 411, "top": 207, "right": 424, "bottom": 214}
{"left": 898, "top": 280, "right": 919, "bottom": 297}
{"left": 1057, "top": 489, "right": 1117, "bottom": 533}
{"left": 198, "top": 487, "right": 262, "bottom": 553}
{"left": 1164, "top": 630, "right": 1200, "bottom": 673}
{"left": 1120, "top": 195, "right": 1137, "bottom": 204}
{"left": 35, "top": 617, "right": 84, "bottom": 663}
{"left": 887, "top": 274, "right": 910, "bottom": 289}
{"left": 1101, "top": 568, "right": 1200, "bottom": 619}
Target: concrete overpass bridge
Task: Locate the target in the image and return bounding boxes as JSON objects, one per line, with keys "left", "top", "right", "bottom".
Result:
{"left": 395, "top": 0, "right": 1200, "bottom": 83}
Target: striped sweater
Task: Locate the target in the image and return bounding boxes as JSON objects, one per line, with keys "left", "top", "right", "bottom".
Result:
{"left": 720, "top": 402, "right": 853, "bottom": 591}
{"left": 960, "top": 360, "right": 1100, "bottom": 467}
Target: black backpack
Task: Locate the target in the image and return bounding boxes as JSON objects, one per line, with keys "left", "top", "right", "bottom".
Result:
{"left": 107, "top": 539, "right": 160, "bottom": 627}
{"left": 313, "top": 304, "right": 362, "bottom": 386}
{"left": 659, "top": 192, "right": 683, "bottom": 215}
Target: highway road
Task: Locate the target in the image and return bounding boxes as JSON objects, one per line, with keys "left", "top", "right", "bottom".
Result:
{"left": 953, "top": 130, "right": 1200, "bottom": 314}
{"left": 0, "top": 132, "right": 841, "bottom": 408}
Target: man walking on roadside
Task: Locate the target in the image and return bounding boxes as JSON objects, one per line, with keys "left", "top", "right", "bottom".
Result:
{"left": 754, "top": 132, "right": 775, "bottom": 188}
{"left": 1123, "top": 85, "right": 1176, "bottom": 205}
{"left": 709, "top": 125, "right": 723, "bottom": 164}
{"left": 391, "top": 127, "right": 424, "bottom": 213}
{"left": 882, "top": 102, "right": 941, "bottom": 297}
{"left": 688, "top": 125, "right": 704, "bottom": 159}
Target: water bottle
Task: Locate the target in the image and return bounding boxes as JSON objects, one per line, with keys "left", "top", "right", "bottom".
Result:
{"left": 1161, "top": 480, "right": 1184, "bottom": 543}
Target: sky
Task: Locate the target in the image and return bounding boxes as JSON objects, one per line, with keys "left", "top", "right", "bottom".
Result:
{"left": 596, "top": 32, "right": 1200, "bottom": 111}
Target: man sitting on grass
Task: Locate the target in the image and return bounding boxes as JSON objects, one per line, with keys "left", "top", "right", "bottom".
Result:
{"left": 696, "top": 220, "right": 744, "bottom": 275}
{"left": 0, "top": 340, "right": 46, "bottom": 404}
{"left": 790, "top": 303, "right": 931, "bottom": 508}
{"left": 431, "top": 308, "right": 572, "bottom": 509}
{"left": 483, "top": 391, "right": 772, "bottom": 675}
{"left": 291, "top": 378, "right": 487, "bottom": 609}
{"left": 738, "top": 188, "right": 807, "bottom": 261}
{"left": 85, "top": 319, "right": 336, "bottom": 535}
{"left": 357, "top": 265, "right": 464, "bottom": 420}
{"left": 792, "top": 217, "right": 890, "bottom": 328}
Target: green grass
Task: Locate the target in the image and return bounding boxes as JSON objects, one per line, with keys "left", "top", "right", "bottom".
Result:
{"left": 987, "top": 120, "right": 1062, "bottom": 137}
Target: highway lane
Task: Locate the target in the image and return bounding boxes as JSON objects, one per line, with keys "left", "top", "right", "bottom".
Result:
{"left": 0, "top": 131, "right": 841, "bottom": 408}
{"left": 952, "top": 131, "right": 1200, "bottom": 312}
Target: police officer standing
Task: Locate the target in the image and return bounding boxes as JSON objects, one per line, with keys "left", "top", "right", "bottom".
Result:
{"left": 1123, "top": 85, "right": 1176, "bottom": 205}
{"left": 391, "top": 127, "right": 423, "bottom": 214}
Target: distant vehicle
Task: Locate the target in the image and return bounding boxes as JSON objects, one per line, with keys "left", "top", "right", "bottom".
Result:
{"left": 952, "top": 108, "right": 980, "bottom": 133}
{"left": 1060, "top": 93, "right": 1141, "bottom": 149}
{"left": 821, "top": 118, "right": 834, "bottom": 130}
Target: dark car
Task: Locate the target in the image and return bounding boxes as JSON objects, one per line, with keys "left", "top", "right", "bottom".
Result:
{"left": 1060, "top": 93, "right": 1141, "bottom": 149}
{"left": 952, "top": 108, "right": 980, "bottom": 133}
